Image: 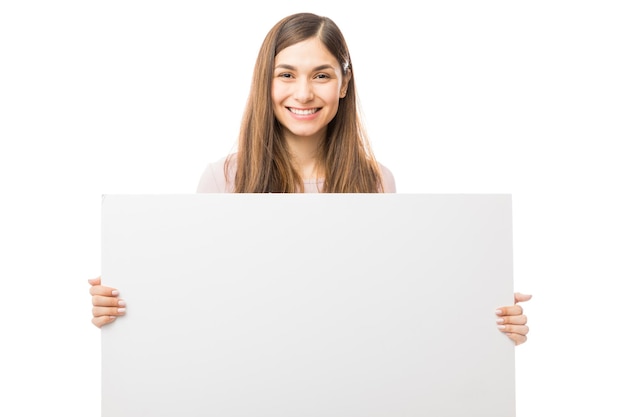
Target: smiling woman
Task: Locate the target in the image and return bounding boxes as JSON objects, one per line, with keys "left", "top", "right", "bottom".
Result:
{"left": 217, "top": 12, "right": 392, "bottom": 194}
{"left": 89, "top": 12, "right": 531, "bottom": 347}
{"left": 271, "top": 38, "right": 348, "bottom": 159}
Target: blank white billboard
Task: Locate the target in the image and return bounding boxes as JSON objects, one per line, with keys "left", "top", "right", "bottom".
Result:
{"left": 101, "top": 194, "right": 515, "bottom": 416}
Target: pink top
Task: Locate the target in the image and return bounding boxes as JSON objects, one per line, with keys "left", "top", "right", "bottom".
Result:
{"left": 196, "top": 154, "right": 396, "bottom": 193}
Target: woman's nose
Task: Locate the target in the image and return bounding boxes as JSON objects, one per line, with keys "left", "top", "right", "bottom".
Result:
{"left": 293, "top": 79, "right": 314, "bottom": 102}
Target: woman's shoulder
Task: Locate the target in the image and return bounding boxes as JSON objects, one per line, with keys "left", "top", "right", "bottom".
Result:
{"left": 377, "top": 161, "right": 396, "bottom": 193}
{"left": 196, "top": 154, "right": 237, "bottom": 193}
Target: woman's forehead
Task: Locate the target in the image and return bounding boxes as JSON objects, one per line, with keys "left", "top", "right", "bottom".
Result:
{"left": 274, "top": 38, "right": 339, "bottom": 69}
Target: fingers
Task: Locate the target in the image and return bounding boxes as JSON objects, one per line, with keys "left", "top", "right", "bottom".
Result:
{"left": 92, "top": 294, "right": 126, "bottom": 316}
{"left": 496, "top": 304, "right": 524, "bottom": 317}
{"left": 497, "top": 293, "right": 531, "bottom": 315}
{"left": 92, "top": 304, "right": 126, "bottom": 318}
{"left": 91, "top": 300, "right": 126, "bottom": 330}
{"left": 92, "top": 315, "right": 117, "bottom": 328}
{"left": 497, "top": 292, "right": 532, "bottom": 346}
{"left": 92, "top": 295, "right": 126, "bottom": 308}
{"left": 89, "top": 276, "right": 125, "bottom": 328}
{"left": 496, "top": 313, "right": 527, "bottom": 326}
{"left": 497, "top": 317, "right": 530, "bottom": 346}
{"left": 89, "top": 277, "right": 120, "bottom": 297}
{"left": 497, "top": 322, "right": 529, "bottom": 336}
{"left": 504, "top": 332, "right": 528, "bottom": 346}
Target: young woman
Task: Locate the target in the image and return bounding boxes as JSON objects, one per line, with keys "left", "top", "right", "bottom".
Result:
{"left": 89, "top": 12, "right": 531, "bottom": 345}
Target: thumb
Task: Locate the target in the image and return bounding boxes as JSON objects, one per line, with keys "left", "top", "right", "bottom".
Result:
{"left": 514, "top": 292, "right": 532, "bottom": 303}
{"left": 88, "top": 276, "right": 101, "bottom": 286}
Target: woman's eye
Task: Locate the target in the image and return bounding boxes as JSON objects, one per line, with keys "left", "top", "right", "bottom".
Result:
{"left": 315, "top": 73, "right": 330, "bottom": 79}
{"left": 278, "top": 73, "right": 293, "bottom": 79}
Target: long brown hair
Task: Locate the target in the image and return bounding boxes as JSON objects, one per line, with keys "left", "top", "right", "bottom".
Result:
{"left": 227, "top": 12, "right": 383, "bottom": 193}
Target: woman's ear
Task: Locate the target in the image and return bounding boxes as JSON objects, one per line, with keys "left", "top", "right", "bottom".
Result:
{"left": 340, "top": 69, "right": 352, "bottom": 98}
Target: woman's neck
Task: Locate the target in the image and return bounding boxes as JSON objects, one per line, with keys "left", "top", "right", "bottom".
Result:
{"left": 286, "top": 132, "right": 325, "bottom": 180}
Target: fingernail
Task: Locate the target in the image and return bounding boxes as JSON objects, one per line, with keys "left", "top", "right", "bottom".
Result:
{"left": 109, "top": 316, "right": 117, "bottom": 320}
{"left": 497, "top": 325, "right": 506, "bottom": 330}
{"left": 117, "top": 308, "right": 126, "bottom": 313}
{"left": 112, "top": 290, "right": 119, "bottom": 296}
{"left": 496, "top": 318, "right": 504, "bottom": 324}
{"left": 118, "top": 299, "right": 126, "bottom": 307}
{"left": 495, "top": 309, "right": 502, "bottom": 315}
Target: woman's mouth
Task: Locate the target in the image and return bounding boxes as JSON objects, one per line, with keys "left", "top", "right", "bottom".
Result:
{"left": 288, "top": 107, "right": 320, "bottom": 115}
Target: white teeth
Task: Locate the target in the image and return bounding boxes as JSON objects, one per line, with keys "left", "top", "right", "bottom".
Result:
{"left": 289, "top": 108, "right": 318, "bottom": 115}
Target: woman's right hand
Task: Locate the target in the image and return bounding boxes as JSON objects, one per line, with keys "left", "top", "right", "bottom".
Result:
{"left": 88, "top": 276, "right": 126, "bottom": 328}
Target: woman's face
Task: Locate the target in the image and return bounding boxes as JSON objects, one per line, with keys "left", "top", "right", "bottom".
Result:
{"left": 271, "top": 37, "right": 350, "bottom": 144}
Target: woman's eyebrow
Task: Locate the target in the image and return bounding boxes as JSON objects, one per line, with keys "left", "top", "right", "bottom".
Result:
{"left": 274, "top": 64, "right": 335, "bottom": 71}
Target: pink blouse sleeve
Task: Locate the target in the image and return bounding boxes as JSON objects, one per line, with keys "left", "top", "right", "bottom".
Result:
{"left": 378, "top": 163, "right": 397, "bottom": 193}
{"left": 196, "top": 156, "right": 234, "bottom": 193}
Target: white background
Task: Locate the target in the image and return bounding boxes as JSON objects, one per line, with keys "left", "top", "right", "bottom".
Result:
{"left": 0, "top": 1, "right": 624, "bottom": 416}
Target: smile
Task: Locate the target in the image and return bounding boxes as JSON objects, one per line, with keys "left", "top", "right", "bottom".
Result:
{"left": 288, "top": 107, "right": 320, "bottom": 115}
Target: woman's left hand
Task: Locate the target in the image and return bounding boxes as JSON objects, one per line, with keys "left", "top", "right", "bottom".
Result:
{"left": 496, "top": 292, "right": 532, "bottom": 346}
